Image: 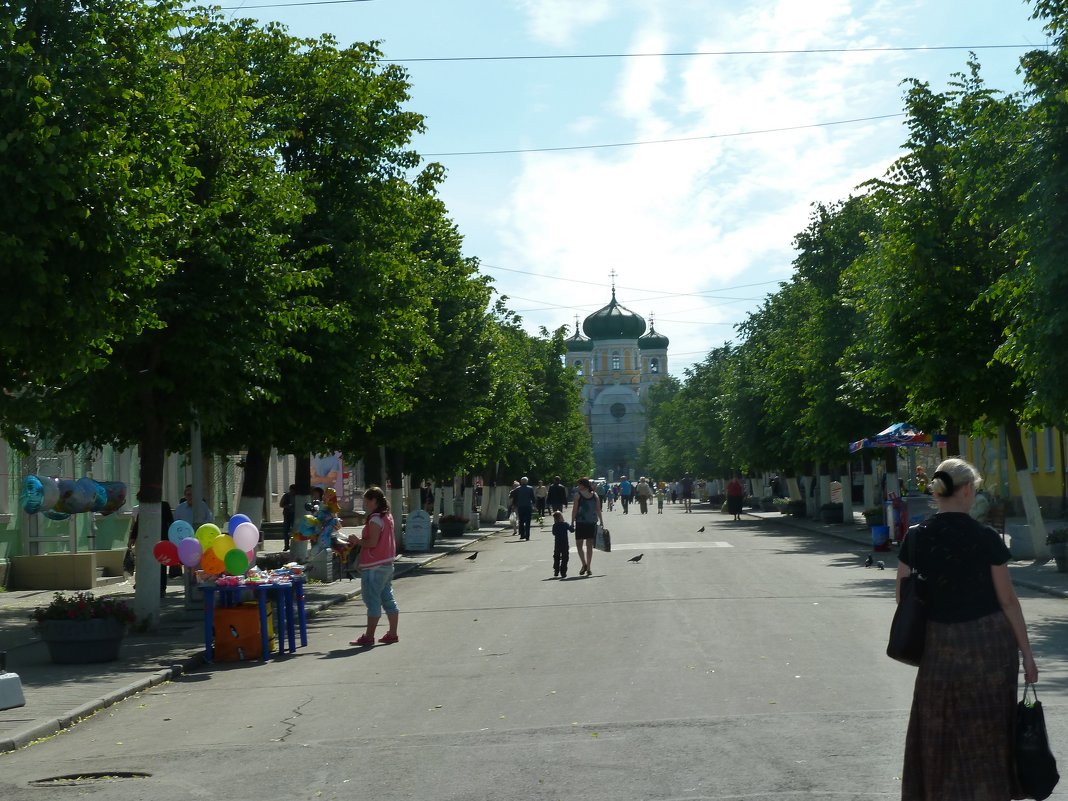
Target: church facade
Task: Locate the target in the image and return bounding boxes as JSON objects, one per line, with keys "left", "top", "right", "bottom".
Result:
{"left": 565, "top": 290, "right": 669, "bottom": 480}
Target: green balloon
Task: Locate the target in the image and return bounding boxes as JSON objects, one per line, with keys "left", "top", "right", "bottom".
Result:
{"left": 223, "top": 548, "right": 250, "bottom": 576}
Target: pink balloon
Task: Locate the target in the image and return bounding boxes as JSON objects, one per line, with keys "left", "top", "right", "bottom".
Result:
{"left": 246, "top": 549, "right": 256, "bottom": 565}
{"left": 232, "top": 521, "right": 259, "bottom": 552}
{"left": 177, "top": 536, "right": 203, "bottom": 568}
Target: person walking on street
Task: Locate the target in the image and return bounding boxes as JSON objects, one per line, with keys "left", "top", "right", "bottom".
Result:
{"left": 551, "top": 511, "right": 570, "bottom": 578}
{"left": 679, "top": 475, "right": 695, "bottom": 513}
{"left": 547, "top": 476, "right": 568, "bottom": 514}
{"left": 511, "top": 476, "right": 537, "bottom": 540}
{"left": 348, "top": 486, "right": 399, "bottom": 646}
{"left": 636, "top": 477, "right": 653, "bottom": 514}
{"left": 280, "top": 484, "right": 296, "bottom": 551}
{"left": 726, "top": 475, "right": 746, "bottom": 521}
{"left": 535, "top": 480, "right": 549, "bottom": 519}
{"left": 570, "top": 477, "right": 604, "bottom": 576}
{"left": 896, "top": 457, "right": 1038, "bottom": 800}
{"left": 619, "top": 476, "right": 633, "bottom": 514}
{"left": 657, "top": 487, "right": 665, "bottom": 514}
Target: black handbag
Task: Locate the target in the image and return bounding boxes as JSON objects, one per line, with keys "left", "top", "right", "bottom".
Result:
{"left": 1017, "top": 683, "right": 1059, "bottom": 800}
{"left": 887, "top": 525, "right": 927, "bottom": 666}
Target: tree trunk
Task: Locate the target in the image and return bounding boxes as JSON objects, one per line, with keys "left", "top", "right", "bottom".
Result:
{"left": 133, "top": 407, "right": 166, "bottom": 628}
{"left": 1006, "top": 421, "right": 1049, "bottom": 560}
{"left": 840, "top": 462, "right": 854, "bottom": 525}
{"left": 944, "top": 419, "right": 961, "bottom": 456}
{"left": 238, "top": 446, "right": 270, "bottom": 529}
{"left": 863, "top": 451, "right": 875, "bottom": 509}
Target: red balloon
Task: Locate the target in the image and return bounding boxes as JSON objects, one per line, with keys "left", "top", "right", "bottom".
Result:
{"left": 153, "top": 540, "right": 180, "bottom": 567}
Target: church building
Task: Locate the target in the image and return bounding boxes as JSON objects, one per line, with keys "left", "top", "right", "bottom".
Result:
{"left": 565, "top": 288, "right": 669, "bottom": 480}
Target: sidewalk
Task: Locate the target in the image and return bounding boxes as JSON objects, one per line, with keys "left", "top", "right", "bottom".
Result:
{"left": 0, "top": 522, "right": 502, "bottom": 753}
{"left": 745, "top": 508, "right": 1068, "bottom": 600}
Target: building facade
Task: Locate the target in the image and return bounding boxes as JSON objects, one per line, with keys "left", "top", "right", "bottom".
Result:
{"left": 565, "top": 290, "right": 669, "bottom": 479}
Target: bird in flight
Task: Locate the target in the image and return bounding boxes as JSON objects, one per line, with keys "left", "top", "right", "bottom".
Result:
{"left": 466, "top": 552, "right": 478, "bottom": 561}
{"left": 698, "top": 526, "right": 706, "bottom": 533}
{"left": 628, "top": 553, "right": 644, "bottom": 563}
{"left": 864, "top": 555, "right": 873, "bottom": 567}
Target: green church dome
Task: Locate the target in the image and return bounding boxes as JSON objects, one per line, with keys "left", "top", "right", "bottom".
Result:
{"left": 582, "top": 291, "right": 647, "bottom": 340}
{"left": 565, "top": 322, "right": 594, "bottom": 352}
{"left": 638, "top": 324, "right": 669, "bottom": 350}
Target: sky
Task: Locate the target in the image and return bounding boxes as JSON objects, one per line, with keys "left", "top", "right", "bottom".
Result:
{"left": 216, "top": 0, "right": 1049, "bottom": 376}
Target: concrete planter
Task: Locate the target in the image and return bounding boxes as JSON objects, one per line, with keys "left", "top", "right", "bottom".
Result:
{"left": 37, "top": 618, "right": 126, "bottom": 664}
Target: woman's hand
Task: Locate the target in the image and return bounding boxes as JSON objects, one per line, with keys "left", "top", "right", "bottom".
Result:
{"left": 1023, "top": 653, "right": 1038, "bottom": 684}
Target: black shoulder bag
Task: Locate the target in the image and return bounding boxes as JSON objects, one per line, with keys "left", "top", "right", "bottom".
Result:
{"left": 887, "top": 524, "right": 927, "bottom": 666}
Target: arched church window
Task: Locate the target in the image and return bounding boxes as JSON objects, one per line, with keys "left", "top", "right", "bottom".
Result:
{"left": 650, "top": 358, "right": 659, "bottom": 374}
{"left": 574, "top": 359, "right": 584, "bottom": 376}
{"left": 611, "top": 351, "right": 621, "bottom": 371}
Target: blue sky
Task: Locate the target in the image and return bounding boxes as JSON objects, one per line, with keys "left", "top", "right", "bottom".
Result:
{"left": 220, "top": 0, "right": 1048, "bottom": 375}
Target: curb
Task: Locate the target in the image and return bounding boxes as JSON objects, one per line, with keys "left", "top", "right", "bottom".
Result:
{"left": 750, "top": 510, "right": 1068, "bottom": 601}
{"left": 0, "top": 527, "right": 501, "bottom": 753}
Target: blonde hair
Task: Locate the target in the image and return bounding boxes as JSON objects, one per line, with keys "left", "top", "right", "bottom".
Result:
{"left": 930, "top": 458, "right": 982, "bottom": 498}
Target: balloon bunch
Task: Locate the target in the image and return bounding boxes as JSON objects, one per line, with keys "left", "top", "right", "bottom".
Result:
{"left": 152, "top": 514, "right": 261, "bottom": 577}
{"left": 20, "top": 475, "right": 127, "bottom": 520}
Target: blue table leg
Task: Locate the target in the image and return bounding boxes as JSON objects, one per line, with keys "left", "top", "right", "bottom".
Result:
{"left": 256, "top": 586, "right": 269, "bottom": 662}
{"left": 294, "top": 578, "right": 308, "bottom": 647}
{"left": 271, "top": 586, "right": 287, "bottom": 657}
{"left": 281, "top": 584, "right": 296, "bottom": 653}
{"left": 202, "top": 587, "right": 216, "bottom": 663}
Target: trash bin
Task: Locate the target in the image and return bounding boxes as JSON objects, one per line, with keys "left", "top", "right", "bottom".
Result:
{"left": 872, "top": 525, "right": 891, "bottom": 552}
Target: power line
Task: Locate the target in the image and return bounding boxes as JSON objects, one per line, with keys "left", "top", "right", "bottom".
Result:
{"left": 481, "top": 262, "right": 781, "bottom": 297}
{"left": 386, "top": 43, "right": 1048, "bottom": 64}
{"left": 423, "top": 113, "right": 905, "bottom": 156}
{"left": 217, "top": 0, "right": 373, "bottom": 8}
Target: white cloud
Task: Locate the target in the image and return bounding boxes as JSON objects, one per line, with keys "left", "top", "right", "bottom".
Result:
{"left": 516, "top": 0, "right": 614, "bottom": 46}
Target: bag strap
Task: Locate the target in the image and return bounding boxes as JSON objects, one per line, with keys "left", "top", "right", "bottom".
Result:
{"left": 1023, "top": 682, "right": 1039, "bottom": 707}
{"left": 905, "top": 522, "right": 924, "bottom": 577}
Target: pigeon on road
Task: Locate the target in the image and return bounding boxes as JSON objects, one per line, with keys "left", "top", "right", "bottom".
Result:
{"left": 876, "top": 560, "right": 886, "bottom": 570}
{"left": 628, "top": 553, "right": 644, "bottom": 563}
{"left": 698, "top": 526, "right": 706, "bottom": 533}
{"left": 466, "top": 552, "right": 478, "bottom": 561}
{"left": 864, "top": 555, "right": 873, "bottom": 567}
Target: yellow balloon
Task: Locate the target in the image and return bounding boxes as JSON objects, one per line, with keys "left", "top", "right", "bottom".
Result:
{"left": 211, "top": 534, "right": 236, "bottom": 559}
{"left": 195, "top": 523, "right": 221, "bottom": 549}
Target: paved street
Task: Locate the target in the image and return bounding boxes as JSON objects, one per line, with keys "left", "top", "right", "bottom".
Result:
{"left": 2, "top": 505, "right": 1068, "bottom": 800}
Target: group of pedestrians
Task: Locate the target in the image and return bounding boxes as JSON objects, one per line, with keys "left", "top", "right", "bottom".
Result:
{"left": 509, "top": 475, "right": 605, "bottom": 577}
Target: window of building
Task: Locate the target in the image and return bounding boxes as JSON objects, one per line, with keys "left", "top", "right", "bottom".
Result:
{"left": 1029, "top": 430, "right": 1039, "bottom": 473}
{"left": 574, "top": 359, "right": 584, "bottom": 376}
{"left": 649, "top": 358, "right": 659, "bottom": 374}
{"left": 1045, "top": 427, "right": 1056, "bottom": 472}
{"left": 611, "top": 351, "right": 621, "bottom": 371}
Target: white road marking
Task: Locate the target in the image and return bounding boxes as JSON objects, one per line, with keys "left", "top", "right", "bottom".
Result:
{"left": 609, "top": 541, "right": 733, "bottom": 551}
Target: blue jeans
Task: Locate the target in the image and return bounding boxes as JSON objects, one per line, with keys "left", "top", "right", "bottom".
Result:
{"left": 360, "top": 564, "right": 398, "bottom": 617}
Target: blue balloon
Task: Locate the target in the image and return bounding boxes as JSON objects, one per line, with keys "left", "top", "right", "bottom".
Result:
{"left": 20, "top": 476, "right": 44, "bottom": 514}
{"left": 168, "top": 519, "right": 195, "bottom": 543}
{"left": 228, "top": 514, "right": 252, "bottom": 534}
{"left": 44, "top": 510, "right": 71, "bottom": 521}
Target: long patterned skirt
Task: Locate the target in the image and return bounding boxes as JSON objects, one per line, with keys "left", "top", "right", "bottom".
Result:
{"left": 901, "top": 612, "right": 1023, "bottom": 800}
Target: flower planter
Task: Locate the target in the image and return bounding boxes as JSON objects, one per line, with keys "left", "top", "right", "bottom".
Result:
{"left": 438, "top": 521, "right": 467, "bottom": 538}
{"left": 37, "top": 618, "right": 127, "bottom": 664}
{"left": 786, "top": 500, "right": 807, "bottom": 518}
{"left": 820, "top": 507, "right": 844, "bottom": 524}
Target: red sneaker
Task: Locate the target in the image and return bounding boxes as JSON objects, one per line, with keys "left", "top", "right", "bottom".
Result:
{"left": 350, "top": 634, "right": 375, "bottom": 646}
{"left": 378, "top": 632, "right": 399, "bottom": 644}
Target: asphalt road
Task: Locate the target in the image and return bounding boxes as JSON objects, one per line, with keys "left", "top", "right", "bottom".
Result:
{"left": 3, "top": 505, "right": 1068, "bottom": 800}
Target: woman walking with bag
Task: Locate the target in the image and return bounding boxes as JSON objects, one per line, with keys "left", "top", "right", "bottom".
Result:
{"left": 896, "top": 458, "right": 1038, "bottom": 800}
{"left": 570, "top": 477, "right": 603, "bottom": 577}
